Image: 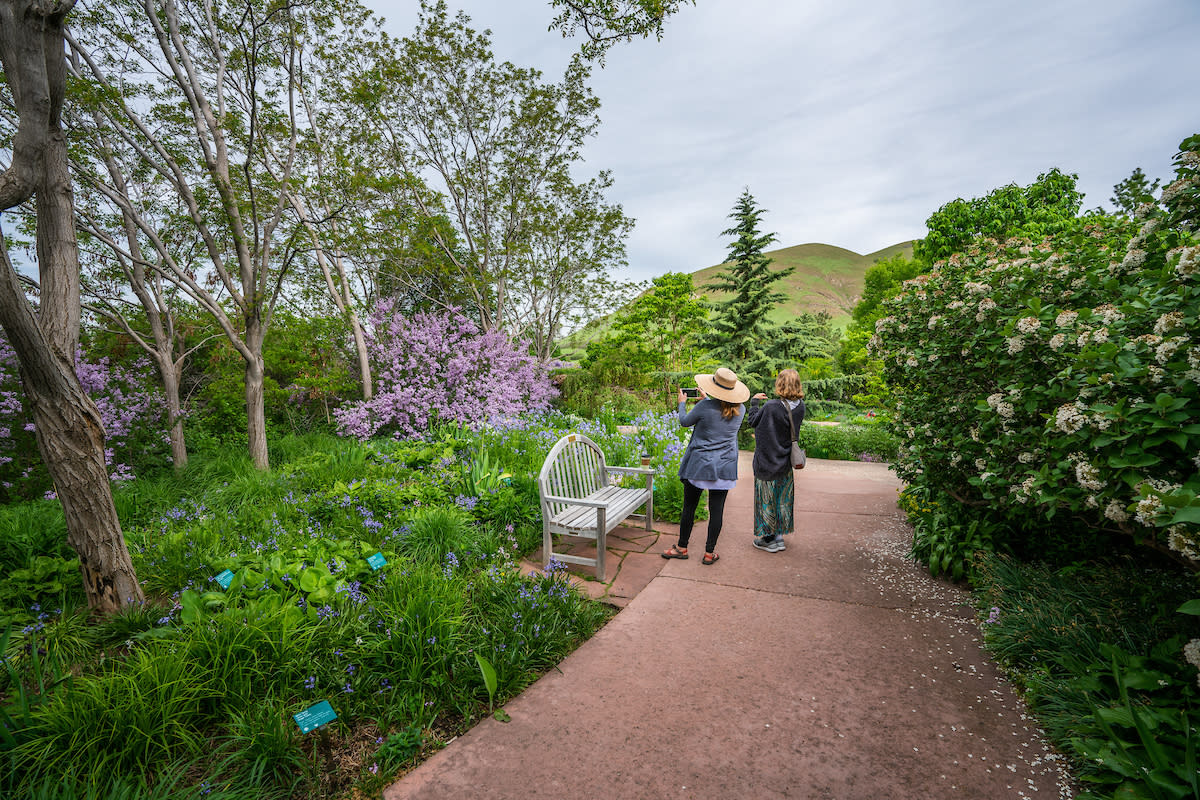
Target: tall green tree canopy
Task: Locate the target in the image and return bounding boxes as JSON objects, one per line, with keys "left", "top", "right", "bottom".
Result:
{"left": 913, "top": 167, "right": 1084, "bottom": 264}
{"left": 704, "top": 188, "right": 793, "bottom": 384}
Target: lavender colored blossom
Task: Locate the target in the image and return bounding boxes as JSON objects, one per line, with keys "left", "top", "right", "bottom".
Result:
{"left": 334, "top": 303, "right": 558, "bottom": 440}
{"left": 0, "top": 335, "right": 170, "bottom": 490}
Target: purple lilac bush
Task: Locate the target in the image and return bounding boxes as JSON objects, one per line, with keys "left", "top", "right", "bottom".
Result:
{"left": 0, "top": 333, "right": 168, "bottom": 492}
{"left": 336, "top": 302, "right": 558, "bottom": 440}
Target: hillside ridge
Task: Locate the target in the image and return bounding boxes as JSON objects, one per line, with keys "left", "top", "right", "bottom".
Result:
{"left": 691, "top": 239, "right": 915, "bottom": 327}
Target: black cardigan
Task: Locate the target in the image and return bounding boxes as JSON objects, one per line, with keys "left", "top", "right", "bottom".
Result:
{"left": 747, "top": 398, "right": 806, "bottom": 480}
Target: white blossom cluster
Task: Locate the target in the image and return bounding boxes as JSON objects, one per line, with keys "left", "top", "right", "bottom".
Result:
{"left": 1054, "top": 402, "right": 1088, "bottom": 433}
{"left": 1077, "top": 327, "right": 1110, "bottom": 347}
{"left": 1166, "top": 525, "right": 1199, "bottom": 561}
{"left": 1104, "top": 500, "right": 1129, "bottom": 523}
{"left": 1154, "top": 311, "right": 1184, "bottom": 336}
{"left": 1119, "top": 248, "right": 1147, "bottom": 271}
{"left": 1016, "top": 316, "right": 1042, "bottom": 334}
{"left": 1135, "top": 494, "right": 1164, "bottom": 525}
{"left": 1171, "top": 245, "right": 1198, "bottom": 278}
{"left": 1049, "top": 333, "right": 1068, "bottom": 350}
{"left": 1156, "top": 337, "right": 1187, "bottom": 364}
{"left": 1010, "top": 475, "right": 1036, "bottom": 504}
{"left": 964, "top": 281, "right": 992, "bottom": 295}
{"left": 1184, "top": 639, "right": 1200, "bottom": 690}
{"left": 986, "top": 392, "right": 1015, "bottom": 418}
{"left": 1055, "top": 310, "right": 1079, "bottom": 327}
{"left": 927, "top": 315, "right": 943, "bottom": 329}
{"left": 1094, "top": 304, "right": 1126, "bottom": 325}
{"left": 1072, "top": 458, "right": 1105, "bottom": 492}
{"left": 1006, "top": 336, "right": 1025, "bottom": 354}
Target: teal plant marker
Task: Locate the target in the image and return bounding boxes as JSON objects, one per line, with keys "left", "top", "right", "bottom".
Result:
{"left": 214, "top": 569, "right": 234, "bottom": 589}
{"left": 367, "top": 552, "right": 387, "bottom": 570}
{"left": 294, "top": 700, "right": 337, "bottom": 733}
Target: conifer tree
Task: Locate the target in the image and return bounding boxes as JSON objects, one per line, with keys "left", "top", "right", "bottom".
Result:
{"left": 704, "top": 189, "right": 793, "bottom": 386}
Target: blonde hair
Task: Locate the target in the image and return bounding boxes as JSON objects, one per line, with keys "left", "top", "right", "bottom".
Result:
{"left": 775, "top": 369, "right": 805, "bottom": 400}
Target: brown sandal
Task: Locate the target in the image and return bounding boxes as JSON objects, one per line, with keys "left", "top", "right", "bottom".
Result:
{"left": 661, "top": 545, "right": 689, "bottom": 560}
{"left": 701, "top": 552, "right": 720, "bottom": 565}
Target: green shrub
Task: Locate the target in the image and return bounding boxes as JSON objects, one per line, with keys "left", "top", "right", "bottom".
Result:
{"left": 973, "top": 552, "right": 1200, "bottom": 797}
{"left": 876, "top": 137, "right": 1200, "bottom": 568}
{"left": 795, "top": 422, "right": 899, "bottom": 462}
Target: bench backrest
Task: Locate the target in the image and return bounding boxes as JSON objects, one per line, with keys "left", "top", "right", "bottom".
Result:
{"left": 538, "top": 433, "right": 607, "bottom": 519}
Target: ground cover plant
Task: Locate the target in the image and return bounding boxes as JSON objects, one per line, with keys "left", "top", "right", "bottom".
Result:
{"left": 3, "top": 421, "right": 677, "bottom": 799}
{"left": 973, "top": 553, "right": 1200, "bottom": 799}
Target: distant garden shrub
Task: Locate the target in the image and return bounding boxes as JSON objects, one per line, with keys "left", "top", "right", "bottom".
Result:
{"left": 336, "top": 303, "right": 558, "bottom": 440}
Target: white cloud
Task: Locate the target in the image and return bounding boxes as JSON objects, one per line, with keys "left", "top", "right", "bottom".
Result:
{"left": 372, "top": 0, "right": 1200, "bottom": 282}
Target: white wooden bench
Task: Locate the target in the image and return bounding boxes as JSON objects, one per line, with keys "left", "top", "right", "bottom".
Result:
{"left": 537, "top": 433, "right": 654, "bottom": 581}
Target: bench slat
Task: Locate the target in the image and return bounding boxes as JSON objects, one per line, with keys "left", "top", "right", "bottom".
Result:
{"left": 538, "top": 433, "right": 654, "bottom": 581}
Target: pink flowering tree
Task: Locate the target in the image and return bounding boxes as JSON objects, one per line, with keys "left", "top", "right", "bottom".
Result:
{"left": 335, "top": 302, "right": 558, "bottom": 440}
{"left": 0, "top": 334, "right": 168, "bottom": 496}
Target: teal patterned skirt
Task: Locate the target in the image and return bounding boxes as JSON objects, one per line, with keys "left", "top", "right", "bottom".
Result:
{"left": 754, "top": 474, "right": 795, "bottom": 539}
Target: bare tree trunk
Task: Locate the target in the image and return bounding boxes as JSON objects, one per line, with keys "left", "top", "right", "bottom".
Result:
{"left": 244, "top": 321, "right": 269, "bottom": 470}
{"left": 159, "top": 352, "right": 187, "bottom": 470}
{"left": 0, "top": 0, "right": 142, "bottom": 614}
{"left": 349, "top": 312, "right": 372, "bottom": 400}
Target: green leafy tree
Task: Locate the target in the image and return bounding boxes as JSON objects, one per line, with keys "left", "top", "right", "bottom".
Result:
{"left": 362, "top": 0, "right": 626, "bottom": 342}
{"left": 913, "top": 167, "right": 1084, "bottom": 264}
{"left": 549, "top": 0, "right": 695, "bottom": 61}
{"left": 704, "top": 188, "right": 793, "bottom": 385}
{"left": 851, "top": 253, "right": 925, "bottom": 325}
{"left": 622, "top": 272, "right": 707, "bottom": 371}
{"left": 768, "top": 312, "right": 839, "bottom": 367}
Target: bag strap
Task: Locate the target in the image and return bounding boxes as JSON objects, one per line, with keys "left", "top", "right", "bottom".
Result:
{"left": 783, "top": 399, "right": 797, "bottom": 443}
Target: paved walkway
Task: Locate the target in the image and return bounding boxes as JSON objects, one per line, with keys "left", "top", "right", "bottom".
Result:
{"left": 385, "top": 455, "right": 1076, "bottom": 800}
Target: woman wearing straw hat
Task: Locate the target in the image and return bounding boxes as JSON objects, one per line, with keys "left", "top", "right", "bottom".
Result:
{"left": 661, "top": 366, "right": 750, "bottom": 565}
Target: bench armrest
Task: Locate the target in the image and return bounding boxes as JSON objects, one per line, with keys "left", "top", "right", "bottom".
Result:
{"left": 541, "top": 494, "right": 609, "bottom": 508}
{"left": 606, "top": 466, "right": 656, "bottom": 477}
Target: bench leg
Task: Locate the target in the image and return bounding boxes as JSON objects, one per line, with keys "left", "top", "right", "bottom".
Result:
{"left": 543, "top": 523, "right": 554, "bottom": 571}
{"left": 595, "top": 508, "right": 607, "bottom": 581}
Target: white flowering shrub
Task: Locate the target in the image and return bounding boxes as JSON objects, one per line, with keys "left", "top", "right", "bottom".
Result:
{"left": 874, "top": 137, "right": 1200, "bottom": 568}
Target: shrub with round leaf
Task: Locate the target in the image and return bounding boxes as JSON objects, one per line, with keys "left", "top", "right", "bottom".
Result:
{"left": 873, "top": 136, "right": 1200, "bottom": 568}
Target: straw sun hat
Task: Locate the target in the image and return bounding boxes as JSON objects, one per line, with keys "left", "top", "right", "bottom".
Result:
{"left": 695, "top": 367, "right": 750, "bottom": 404}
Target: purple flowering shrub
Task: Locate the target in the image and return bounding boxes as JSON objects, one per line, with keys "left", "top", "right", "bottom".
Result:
{"left": 335, "top": 302, "right": 558, "bottom": 441}
{"left": 0, "top": 334, "right": 169, "bottom": 497}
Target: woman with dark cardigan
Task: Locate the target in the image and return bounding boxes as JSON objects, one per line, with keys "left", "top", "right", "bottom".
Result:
{"left": 661, "top": 367, "right": 750, "bottom": 565}
{"left": 746, "top": 369, "right": 806, "bottom": 552}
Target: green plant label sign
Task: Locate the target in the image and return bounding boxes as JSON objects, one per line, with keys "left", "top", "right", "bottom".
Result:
{"left": 214, "top": 569, "right": 234, "bottom": 589}
{"left": 294, "top": 700, "right": 337, "bottom": 733}
{"left": 367, "top": 552, "right": 387, "bottom": 570}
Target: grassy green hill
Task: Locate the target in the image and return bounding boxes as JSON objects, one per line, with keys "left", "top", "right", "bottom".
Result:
{"left": 560, "top": 240, "right": 914, "bottom": 359}
{"left": 691, "top": 241, "right": 914, "bottom": 330}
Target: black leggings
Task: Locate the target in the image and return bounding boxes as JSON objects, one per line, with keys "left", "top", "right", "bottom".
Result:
{"left": 677, "top": 479, "right": 728, "bottom": 554}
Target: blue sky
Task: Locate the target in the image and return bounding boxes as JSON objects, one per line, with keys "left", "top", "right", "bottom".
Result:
{"left": 373, "top": 0, "right": 1199, "bottom": 284}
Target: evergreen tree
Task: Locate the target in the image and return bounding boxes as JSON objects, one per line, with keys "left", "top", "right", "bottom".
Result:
{"left": 704, "top": 189, "right": 793, "bottom": 386}
{"left": 1109, "top": 167, "right": 1161, "bottom": 217}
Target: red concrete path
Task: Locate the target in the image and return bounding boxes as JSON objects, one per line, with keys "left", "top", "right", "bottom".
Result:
{"left": 385, "top": 455, "right": 1076, "bottom": 800}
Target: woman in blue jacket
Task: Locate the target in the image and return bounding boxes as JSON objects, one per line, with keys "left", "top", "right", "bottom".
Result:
{"left": 661, "top": 367, "right": 749, "bottom": 565}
